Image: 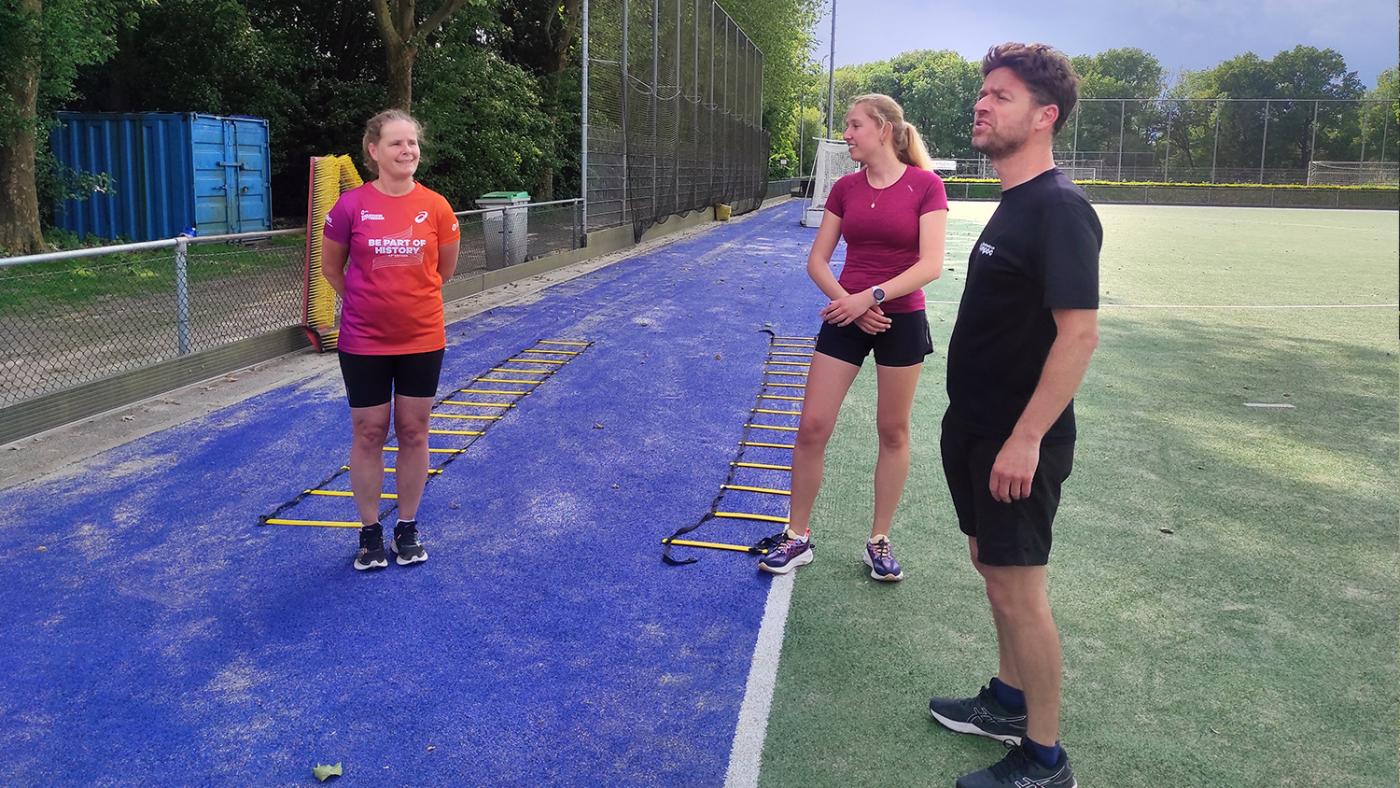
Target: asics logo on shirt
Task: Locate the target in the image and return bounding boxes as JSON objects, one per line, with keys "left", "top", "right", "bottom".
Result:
{"left": 414, "top": 210, "right": 429, "bottom": 223}
{"left": 324, "top": 214, "right": 334, "bottom": 226}
{"left": 360, "top": 210, "right": 385, "bottom": 221}
{"left": 979, "top": 242, "right": 996, "bottom": 256}
{"left": 451, "top": 222, "right": 459, "bottom": 233}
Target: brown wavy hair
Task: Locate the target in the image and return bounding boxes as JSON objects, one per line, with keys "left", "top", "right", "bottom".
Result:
{"left": 980, "top": 43, "right": 1081, "bottom": 134}
{"left": 361, "top": 109, "right": 424, "bottom": 176}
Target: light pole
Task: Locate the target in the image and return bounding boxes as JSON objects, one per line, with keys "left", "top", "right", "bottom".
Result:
{"left": 825, "top": 0, "right": 836, "bottom": 139}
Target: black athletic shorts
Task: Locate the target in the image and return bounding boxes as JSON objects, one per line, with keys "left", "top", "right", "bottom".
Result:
{"left": 814, "top": 309, "right": 933, "bottom": 367}
{"left": 337, "top": 348, "right": 445, "bottom": 408}
{"left": 940, "top": 412, "right": 1075, "bottom": 566}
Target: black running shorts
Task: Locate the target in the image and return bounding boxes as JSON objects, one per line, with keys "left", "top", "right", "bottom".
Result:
{"left": 337, "top": 348, "right": 445, "bottom": 408}
{"left": 940, "top": 413, "right": 1075, "bottom": 566}
{"left": 814, "top": 309, "right": 933, "bottom": 368}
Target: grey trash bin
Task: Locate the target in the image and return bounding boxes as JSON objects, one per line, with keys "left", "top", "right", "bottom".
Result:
{"left": 476, "top": 190, "right": 530, "bottom": 269}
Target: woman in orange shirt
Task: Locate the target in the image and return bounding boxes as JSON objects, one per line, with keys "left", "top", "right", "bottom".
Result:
{"left": 322, "top": 109, "right": 461, "bottom": 571}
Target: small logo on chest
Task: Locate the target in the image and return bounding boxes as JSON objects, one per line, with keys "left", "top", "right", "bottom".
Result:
{"left": 978, "top": 241, "right": 996, "bottom": 256}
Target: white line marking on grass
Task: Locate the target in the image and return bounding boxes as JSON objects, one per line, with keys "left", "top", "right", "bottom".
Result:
{"left": 1245, "top": 403, "right": 1296, "bottom": 409}
{"left": 723, "top": 572, "right": 795, "bottom": 788}
{"left": 925, "top": 300, "right": 1398, "bottom": 310}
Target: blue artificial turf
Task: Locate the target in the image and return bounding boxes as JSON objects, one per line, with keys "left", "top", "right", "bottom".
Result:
{"left": 0, "top": 201, "right": 831, "bottom": 785}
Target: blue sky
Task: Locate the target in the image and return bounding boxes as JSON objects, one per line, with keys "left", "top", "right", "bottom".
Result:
{"left": 809, "top": 0, "right": 1399, "bottom": 88}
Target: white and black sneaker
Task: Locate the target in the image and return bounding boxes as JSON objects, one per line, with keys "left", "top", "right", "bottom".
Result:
{"left": 391, "top": 521, "right": 428, "bottom": 566}
{"left": 353, "top": 523, "right": 389, "bottom": 571}
{"left": 928, "top": 684, "right": 1028, "bottom": 745}
{"left": 955, "top": 743, "right": 1077, "bottom": 788}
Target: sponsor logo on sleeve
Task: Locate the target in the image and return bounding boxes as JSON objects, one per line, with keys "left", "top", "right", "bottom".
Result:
{"left": 324, "top": 214, "right": 334, "bottom": 226}
{"left": 451, "top": 222, "right": 458, "bottom": 233}
{"left": 978, "top": 241, "right": 996, "bottom": 257}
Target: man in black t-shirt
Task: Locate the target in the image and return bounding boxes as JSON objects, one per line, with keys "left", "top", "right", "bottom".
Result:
{"left": 927, "top": 43, "right": 1101, "bottom": 788}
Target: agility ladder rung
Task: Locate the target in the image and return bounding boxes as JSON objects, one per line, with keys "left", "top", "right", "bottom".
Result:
{"left": 458, "top": 388, "right": 531, "bottom": 396}
{"left": 306, "top": 489, "right": 397, "bottom": 500}
{"left": 341, "top": 466, "right": 442, "bottom": 475}
{"left": 766, "top": 361, "right": 811, "bottom": 368}
{"left": 721, "top": 484, "right": 791, "bottom": 496}
{"left": 522, "top": 348, "right": 581, "bottom": 355}
{"left": 765, "top": 371, "right": 807, "bottom": 378}
{"left": 442, "top": 399, "right": 516, "bottom": 407}
{"left": 384, "top": 446, "right": 466, "bottom": 455}
{"left": 732, "top": 461, "right": 792, "bottom": 471}
{"left": 489, "top": 368, "right": 551, "bottom": 375}
{"left": 265, "top": 518, "right": 362, "bottom": 529}
{"left": 770, "top": 351, "right": 814, "bottom": 358}
{"left": 537, "top": 339, "right": 590, "bottom": 346}
{"left": 714, "top": 511, "right": 790, "bottom": 524}
{"left": 763, "top": 383, "right": 805, "bottom": 389}
{"left": 507, "top": 358, "right": 565, "bottom": 365}
{"left": 746, "top": 423, "right": 798, "bottom": 432}
{"left": 432, "top": 413, "right": 502, "bottom": 421}
{"left": 430, "top": 428, "right": 486, "bottom": 436}
{"left": 758, "top": 394, "right": 803, "bottom": 402}
{"left": 742, "top": 441, "right": 795, "bottom": 449}
{"left": 475, "top": 378, "right": 542, "bottom": 385}
{"left": 771, "top": 336, "right": 816, "bottom": 342}
{"left": 752, "top": 408, "right": 801, "bottom": 416}
{"left": 661, "top": 537, "right": 765, "bottom": 555}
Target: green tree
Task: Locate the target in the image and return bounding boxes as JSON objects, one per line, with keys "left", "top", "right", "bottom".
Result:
{"left": 0, "top": 0, "right": 134, "bottom": 254}
{"left": 717, "top": 0, "right": 821, "bottom": 176}
{"left": 373, "top": 0, "right": 483, "bottom": 110}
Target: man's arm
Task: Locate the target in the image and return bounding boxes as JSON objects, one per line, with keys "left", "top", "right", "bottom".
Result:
{"left": 988, "top": 307, "right": 1098, "bottom": 503}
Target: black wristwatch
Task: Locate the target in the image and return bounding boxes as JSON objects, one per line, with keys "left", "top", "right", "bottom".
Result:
{"left": 871, "top": 286, "right": 886, "bottom": 305}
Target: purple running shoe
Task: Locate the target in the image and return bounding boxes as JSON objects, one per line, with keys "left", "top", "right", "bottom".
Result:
{"left": 758, "top": 530, "right": 813, "bottom": 574}
{"left": 863, "top": 535, "right": 903, "bottom": 581}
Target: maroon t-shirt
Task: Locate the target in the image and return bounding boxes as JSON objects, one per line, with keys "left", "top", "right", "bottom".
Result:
{"left": 826, "top": 166, "right": 949, "bottom": 313}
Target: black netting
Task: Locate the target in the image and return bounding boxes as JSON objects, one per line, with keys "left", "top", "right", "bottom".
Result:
{"left": 586, "top": 0, "right": 767, "bottom": 239}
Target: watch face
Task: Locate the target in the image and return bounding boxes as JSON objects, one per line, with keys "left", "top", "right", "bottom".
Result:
{"left": 873, "top": 287, "right": 885, "bottom": 303}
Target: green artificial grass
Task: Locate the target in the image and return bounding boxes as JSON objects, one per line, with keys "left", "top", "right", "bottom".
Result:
{"left": 759, "top": 203, "right": 1398, "bottom": 787}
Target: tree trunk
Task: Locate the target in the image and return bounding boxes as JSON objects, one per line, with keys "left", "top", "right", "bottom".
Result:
{"left": 386, "top": 40, "right": 416, "bottom": 110}
{"left": 0, "top": 0, "right": 45, "bottom": 255}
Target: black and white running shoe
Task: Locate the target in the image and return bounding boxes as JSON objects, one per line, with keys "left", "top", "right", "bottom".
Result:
{"left": 955, "top": 743, "right": 1077, "bottom": 788}
{"left": 354, "top": 523, "right": 388, "bottom": 571}
{"left": 392, "top": 521, "right": 428, "bottom": 566}
{"left": 928, "top": 684, "right": 1028, "bottom": 745}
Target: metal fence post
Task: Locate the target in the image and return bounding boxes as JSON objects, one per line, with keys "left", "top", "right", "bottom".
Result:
{"left": 581, "top": 0, "right": 589, "bottom": 236}
{"left": 175, "top": 236, "right": 191, "bottom": 355}
{"left": 1211, "top": 100, "right": 1221, "bottom": 183}
{"left": 1259, "top": 99, "right": 1270, "bottom": 184}
{"left": 1309, "top": 100, "right": 1320, "bottom": 170}
{"left": 650, "top": 0, "right": 659, "bottom": 221}
{"left": 1117, "top": 100, "right": 1125, "bottom": 181}
{"left": 1164, "top": 107, "right": 1172, "bottom": 182}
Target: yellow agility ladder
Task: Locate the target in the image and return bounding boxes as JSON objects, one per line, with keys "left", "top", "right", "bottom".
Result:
{"left": 301, "top": 155, "right": 364, "bottom": 352}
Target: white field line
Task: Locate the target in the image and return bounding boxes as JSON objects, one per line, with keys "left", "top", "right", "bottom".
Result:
{"left": 723, "top": 572, "right": 795, "bottom": 788}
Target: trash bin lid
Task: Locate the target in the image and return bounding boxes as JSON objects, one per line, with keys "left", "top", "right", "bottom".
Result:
{"left": 479, "top": 191, "right": 530, "bottom": 201}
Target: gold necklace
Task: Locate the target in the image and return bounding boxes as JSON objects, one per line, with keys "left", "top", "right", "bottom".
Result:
{"left": 869, "top": 182, "right": 889, "bottom": 209}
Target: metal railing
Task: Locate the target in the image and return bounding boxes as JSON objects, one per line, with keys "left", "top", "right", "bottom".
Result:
{"left": 0, "top": 200, "right": 584, "bottom": 413}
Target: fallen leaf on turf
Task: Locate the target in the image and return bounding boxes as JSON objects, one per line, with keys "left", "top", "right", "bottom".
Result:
{"left": 1160, "top": 528, "right": 1175, "bottom": 534}
{"left": 593, "top": 422, "right": 605, "bottom": 430}
{"left": 312, "top": 763, "right": 343, "bottom": 781}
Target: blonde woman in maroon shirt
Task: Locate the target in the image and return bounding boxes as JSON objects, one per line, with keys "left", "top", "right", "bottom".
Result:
{"left": 759, "top": 94, "right": 948, "bottom": 581}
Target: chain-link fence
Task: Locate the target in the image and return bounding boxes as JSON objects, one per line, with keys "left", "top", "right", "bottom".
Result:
{"left": 584, "top": 0, "right": 768, "bottom": 239}
{"left": 0, "top": 201, "right": 583, "bottom": 417}
{"left": 950, "top": 98, "right": 1398, "bottom": 185}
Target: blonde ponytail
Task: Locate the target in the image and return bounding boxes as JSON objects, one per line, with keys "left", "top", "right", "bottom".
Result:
{"left": 849, "top": 93, "right": 934, "bottom": 170}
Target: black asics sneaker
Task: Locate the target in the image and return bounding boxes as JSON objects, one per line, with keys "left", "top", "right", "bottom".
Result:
{"left": 928, "top": 684, "right": 1028, "bottom": 745}
{"left": 955, "top": 743, "right": 1077, "bottom": 788}
{"left": 354, "top": 523, "right": 388, "bottom": 571}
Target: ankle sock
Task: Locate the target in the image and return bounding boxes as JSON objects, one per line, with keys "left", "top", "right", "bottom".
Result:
{"left": 397, "top": 519, "right": 416, "bottom": 528}
{"left": 1023, "top": 736, "right": 1064, "bottom": 769}
{"left": 989, "top": 677, "right": 1026, "bottom": 713}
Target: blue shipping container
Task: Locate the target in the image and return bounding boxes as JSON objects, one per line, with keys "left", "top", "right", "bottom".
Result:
{"left": 51, "top": 112, "right": 272, "bottom": 241}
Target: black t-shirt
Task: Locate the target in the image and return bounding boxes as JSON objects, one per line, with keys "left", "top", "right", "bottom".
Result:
{"left": 945, "top": 168, "right": 1102, "bottom": 443}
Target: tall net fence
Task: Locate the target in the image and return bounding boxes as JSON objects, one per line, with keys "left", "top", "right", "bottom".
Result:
{"left": 585, "top": 0, "right": 768, "bottom": 238}
{"left": 940, "top": 98, "right": 1398, "bottom": 184}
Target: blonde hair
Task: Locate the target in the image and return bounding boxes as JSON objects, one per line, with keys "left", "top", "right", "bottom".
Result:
{"left": 361, "top": 109, "right": 424, "bottom": 176}
{"left": 850, "top": 93, "right": 933, "bottom": 170}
